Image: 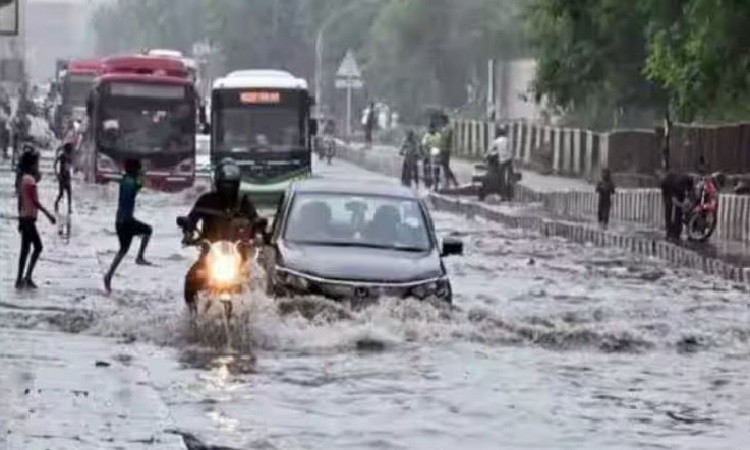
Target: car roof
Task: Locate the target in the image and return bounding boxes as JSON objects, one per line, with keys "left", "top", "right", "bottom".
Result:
{"left": 289, "top": 179, "right": 417, "bottom": 198}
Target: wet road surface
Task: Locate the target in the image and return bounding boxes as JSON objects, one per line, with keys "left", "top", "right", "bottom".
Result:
{"left": 1, "top": 158, "right": 750, "bottom": 449}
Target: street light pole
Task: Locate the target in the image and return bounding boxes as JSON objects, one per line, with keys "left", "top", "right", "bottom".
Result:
{"left": 313, "top": 0, "right": 378, "bottom": 120}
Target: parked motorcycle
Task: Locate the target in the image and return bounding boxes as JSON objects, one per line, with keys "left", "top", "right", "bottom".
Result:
{"left": 684, "top": 173, "right": 722, "bottom": 242}
{"left": 475, "top": 153, "right": 521, "bottom": 201}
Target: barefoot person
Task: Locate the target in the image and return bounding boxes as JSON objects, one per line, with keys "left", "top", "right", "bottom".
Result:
{"left": 16, "top": 151, "right": 56, "bottom": 289}
{"left": 103, "top": 159, "right": 153, "bottom": 293}
{"left": 53, "top": 142, "right": 73, "bottom": 215}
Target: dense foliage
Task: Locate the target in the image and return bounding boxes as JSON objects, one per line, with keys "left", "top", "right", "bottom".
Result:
{"left": 529, "top": 0, "right": 750, "bottom": 125}
{"left": 93, "top": 0, "right": 750, "bottom": 125}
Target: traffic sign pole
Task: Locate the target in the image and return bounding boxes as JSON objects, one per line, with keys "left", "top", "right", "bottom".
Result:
{"left": 346, "top": 75, "right": 353, "bottom": 139}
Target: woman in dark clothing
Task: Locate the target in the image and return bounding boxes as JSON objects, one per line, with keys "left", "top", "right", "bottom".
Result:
{"left": 16, "top": 151, "right": 56, "bottom": 289}
{"left": 400, "top": 130, "right": 421, "bottom": 188}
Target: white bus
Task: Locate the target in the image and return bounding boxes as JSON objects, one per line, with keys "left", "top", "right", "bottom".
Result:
{"left": 210, "top": 70, "right": 316, "bottom": 203}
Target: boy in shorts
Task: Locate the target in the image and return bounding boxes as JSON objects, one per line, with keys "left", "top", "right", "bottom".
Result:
{"left": 103, "top": 159, "right": 153, "bottom": 293}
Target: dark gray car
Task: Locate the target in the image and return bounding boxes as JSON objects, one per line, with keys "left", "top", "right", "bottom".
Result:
{"left": 262, "top": 179, "right": 463, "bottom": 304}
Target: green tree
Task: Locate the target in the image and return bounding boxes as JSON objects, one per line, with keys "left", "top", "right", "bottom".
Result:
{"left": 527, "top": 0, "right": 662, "bottom": 129}
{"left": 643, "top": 0, "right": 750, "bottom": 121}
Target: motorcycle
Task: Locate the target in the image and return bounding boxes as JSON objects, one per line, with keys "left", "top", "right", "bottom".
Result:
{"left": 427, "top": 146, "right": 442, "bottom": 191}
{"left": 683, "top": 173, "right": 720, "bottom": 242}
{"left": 317, "top": 135, "right": 335, "bottom": 165}
{"left": 476, "top": 152, "right": 521, "bottom": 201}
{"left": 176, "top": 215, "right": 265, "bottom": 324}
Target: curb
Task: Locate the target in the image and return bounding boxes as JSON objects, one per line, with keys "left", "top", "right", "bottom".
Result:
{"left": 428, "top": 193, "right": 749, "bottom": 288}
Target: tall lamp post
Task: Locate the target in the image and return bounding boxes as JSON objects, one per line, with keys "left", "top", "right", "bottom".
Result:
{"left": 313, "top": 0, "right": 378, "bottom": 120}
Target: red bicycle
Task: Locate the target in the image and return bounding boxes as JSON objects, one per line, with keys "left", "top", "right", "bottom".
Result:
{"left": 684, "top": 173, "right": 721, "bottom": 242}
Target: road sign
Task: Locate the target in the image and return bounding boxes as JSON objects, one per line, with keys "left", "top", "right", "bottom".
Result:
{"left": 336, "top": 50, "right": 362, "bottom": 79}
{"left": 335, "top": 77, "right": 364, "bottom": 89}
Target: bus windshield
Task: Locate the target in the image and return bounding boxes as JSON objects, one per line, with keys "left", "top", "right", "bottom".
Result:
{"left": 99, "top": 89, "right": 194, "bottom": 154}
{"left": 216, "top": 107, "right": 301, "bottom": 152}
{"left": 66, "top": 73, "right": 96, "bottom": 107}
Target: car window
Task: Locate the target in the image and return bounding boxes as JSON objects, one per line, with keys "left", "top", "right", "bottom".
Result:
{"left": 284, "top": 193, "right": 432, "bottom": 251}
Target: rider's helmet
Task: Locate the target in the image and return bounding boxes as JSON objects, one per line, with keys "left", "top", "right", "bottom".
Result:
{"left": 214, "top": 157, "right": 242, "bottom": 202}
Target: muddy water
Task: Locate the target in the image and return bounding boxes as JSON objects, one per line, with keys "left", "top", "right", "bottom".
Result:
{"left": 1, "top": 161, "right": 749, "bottom": 449}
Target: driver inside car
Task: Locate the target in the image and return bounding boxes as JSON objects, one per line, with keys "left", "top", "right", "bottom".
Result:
{"left": 364, "top": 205, "right": 402, "bottom": 247}
{"left": 180, "top": 158, "right": 266, "bottom": 310}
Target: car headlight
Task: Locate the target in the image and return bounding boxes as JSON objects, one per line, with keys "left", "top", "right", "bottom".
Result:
{"left": 276, "top": 269, "right": 309, "bottom": 291}
{"left": 411, "top": 278, "right": 451, "bottom": 300}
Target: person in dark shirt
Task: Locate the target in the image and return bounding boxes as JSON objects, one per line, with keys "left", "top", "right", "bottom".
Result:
{"left": 596, "top": 168, "right": 616, "bottom": 229}
{"left": 103, "top": 159, "right": 153, "bottom": 293}
{"left": 180, "top": 158, "right": 265, "bottom": 309}
{"left": 660, "top": 171, "right": 695, "bottom": 241}
{"left": 54, "top": 143, "right": 74, "bottom": 215}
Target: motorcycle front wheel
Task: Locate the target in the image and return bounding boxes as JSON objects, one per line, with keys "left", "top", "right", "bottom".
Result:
{"left": 686, "top": 211, "right": 717, "bottom": 242}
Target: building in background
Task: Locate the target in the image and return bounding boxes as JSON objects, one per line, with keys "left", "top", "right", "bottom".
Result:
{"left": 24, "top": 0, "right": 95, "bottom": 83}
{"left": 0, "top": 0, "right": 24, "bottom": 93}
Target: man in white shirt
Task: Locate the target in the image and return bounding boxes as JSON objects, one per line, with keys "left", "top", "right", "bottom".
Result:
{"left": 486, "top": 128, "right": 513, "bottom": 199}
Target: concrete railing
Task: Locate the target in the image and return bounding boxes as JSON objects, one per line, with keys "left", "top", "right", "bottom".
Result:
{"left": 542, "top": 189, "right": 750, "bottom": 245}
{"left": 430, "top": 194, "right": 750, "bottom": 287}
{"left": 338, "top": 143, "right": 750, "bottom": 246}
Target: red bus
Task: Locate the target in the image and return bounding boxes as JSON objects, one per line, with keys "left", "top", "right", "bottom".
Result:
{"left": 80, "top": 55, "right": 197, "bottom": 191}
{"left": 56, "top": 58, "right": 101, "bottom": 135}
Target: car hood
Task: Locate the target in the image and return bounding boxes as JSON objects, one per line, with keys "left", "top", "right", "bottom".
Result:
{"left": 279, "top": 242, "right": 444, "bottom": 283}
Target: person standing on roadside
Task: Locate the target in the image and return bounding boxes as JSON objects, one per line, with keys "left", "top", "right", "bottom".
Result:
{"left": 659, "top": 170, "right": 694, "bottom": 241}
{"left": 16, "top": 151, "right": 56, "bottom": 289}
{"left": 103, "top": 159, "right": 153, "bottom": 293}
{"left": 399, "top": 130, "right": 421, "bottom": 188}
{"left": 596, "top": 168, "right": 616, "bottom": 229}
{"left": 440, "top": 121, "right": 459, "bottom": 188}
{"left": 363, "top": 102, "right": 376, "bottom": 148}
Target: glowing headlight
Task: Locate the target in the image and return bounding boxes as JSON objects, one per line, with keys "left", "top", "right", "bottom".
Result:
{"left": 207, "top": 243, "right": 242, "bottom": 284}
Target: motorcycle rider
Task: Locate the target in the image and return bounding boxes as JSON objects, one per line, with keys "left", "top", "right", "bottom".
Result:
{"left": 180, "top": 158, "right": 267, "bottom": 310}
{"left": 482, "top": 128, "right": 513, "bottom": 200}
{"left": 422, "top": 124, "right": 443, "bottom": 190}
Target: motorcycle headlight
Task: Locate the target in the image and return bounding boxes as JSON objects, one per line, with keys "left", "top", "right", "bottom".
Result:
{"left": 411, "top": 278, "right": 451, "bottom": 300}
{"left": 208, "top": 246, "right": 242, "bottom": 285}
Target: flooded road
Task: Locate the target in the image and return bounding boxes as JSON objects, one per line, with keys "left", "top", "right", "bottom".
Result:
{"left": 1, "top": 159, "right": 749, "bottom": 449}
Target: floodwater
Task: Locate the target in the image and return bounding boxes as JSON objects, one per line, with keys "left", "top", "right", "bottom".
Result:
{"left": 1, "top": 158, "right": 749, "bottom": 449}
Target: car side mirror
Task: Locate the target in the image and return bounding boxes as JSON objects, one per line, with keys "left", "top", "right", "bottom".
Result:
{"left": 309, "top": 119, "right": 318, "bottom": 136}
{"left": 441, "top": 237, "right": 463, "bottom": 257}
{"left": 176, "top": 216, "right": 188, "bottom": 229}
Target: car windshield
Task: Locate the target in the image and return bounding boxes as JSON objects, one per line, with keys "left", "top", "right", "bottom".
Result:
{"left": 99, "top": 99, "right": 194, "bottom": 154}
{"left": 284, "top": 193, "right": 432, "bottom": 252}
{"left": 217, "top": 107, "right": 301, "bottom": 152}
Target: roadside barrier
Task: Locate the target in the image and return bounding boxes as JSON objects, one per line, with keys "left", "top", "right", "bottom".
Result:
{"left": 429, "top": 193, "right": 750, "bottom": 288}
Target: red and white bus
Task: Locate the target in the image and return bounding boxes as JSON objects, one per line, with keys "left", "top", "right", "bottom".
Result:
{"left": 79, "top": 55, "right": 198, "bottom": 191}
{"left": 56, "top": 58, "right": 101, "bottom": 135}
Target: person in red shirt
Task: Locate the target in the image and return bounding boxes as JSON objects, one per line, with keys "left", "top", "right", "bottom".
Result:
{"left": 16, "top": 151, "right": 56, "bottom": 289}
